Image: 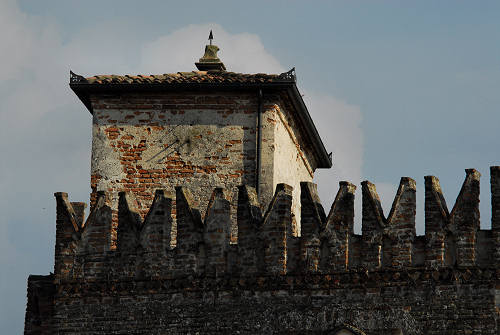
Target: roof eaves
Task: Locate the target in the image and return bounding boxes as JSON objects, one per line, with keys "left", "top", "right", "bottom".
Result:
{"left": 69, "top": 81, "right": 294, "bottom": 115}
{"left": 286, "top": 84, "right": 333, "bottom": 169}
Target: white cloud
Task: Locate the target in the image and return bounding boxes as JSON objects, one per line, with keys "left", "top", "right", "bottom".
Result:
{"left": 139, "top": 23, "right": 285, "bottom": 74}
{"left": 0, "top": 0, "right": 37, "bottom": 80}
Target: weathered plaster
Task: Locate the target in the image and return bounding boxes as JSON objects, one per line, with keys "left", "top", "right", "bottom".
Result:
{"left": 272, "top": 104, "right": 314, "bottom": 234}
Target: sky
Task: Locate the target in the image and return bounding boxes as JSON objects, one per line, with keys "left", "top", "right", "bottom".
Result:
{"left": 1, "top": 0, "right": 500, "bottom": 332}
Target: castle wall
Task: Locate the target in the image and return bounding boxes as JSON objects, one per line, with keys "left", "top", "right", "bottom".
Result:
{"left": 48, "top": 272, "right": 496, "bottom": 335}
{"left": 25, "top": 168, "right": 500, "bottom": 334}
{"left": 24, "top": 275, "right": 54, "bottom": 335}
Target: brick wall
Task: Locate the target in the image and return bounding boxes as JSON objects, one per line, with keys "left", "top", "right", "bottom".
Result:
{"left": 48, "top": 271, "right": 496, "bottom": 335}
{"left": 25, "top": 167, "right": 500, "bottom": 334}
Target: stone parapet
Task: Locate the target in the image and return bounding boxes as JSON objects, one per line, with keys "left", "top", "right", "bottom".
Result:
{"left": 49, "top": 168, "right": 500, "bottom": 282}
{"left": 26, "top": 167, "right": 500, "bottom": 334}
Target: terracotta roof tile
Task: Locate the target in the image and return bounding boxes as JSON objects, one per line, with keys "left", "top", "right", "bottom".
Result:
{"left": 70, "top": 70, "right": 296, "bottom": 85}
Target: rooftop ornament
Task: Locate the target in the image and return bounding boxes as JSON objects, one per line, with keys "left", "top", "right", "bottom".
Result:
{"left": 195, "top": 30, "right": 227, "bottom": 71}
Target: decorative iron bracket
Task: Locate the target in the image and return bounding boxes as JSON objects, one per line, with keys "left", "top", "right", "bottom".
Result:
{"left": 279, "top": 67, "right": 296, "bottom": 82}
{"left": 70, "top": 71, "right": 87, "bottom": 84}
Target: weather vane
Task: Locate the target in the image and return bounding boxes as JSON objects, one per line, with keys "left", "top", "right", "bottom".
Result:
{"left": 209, "top": 30, "right": 213, "bottom": 46}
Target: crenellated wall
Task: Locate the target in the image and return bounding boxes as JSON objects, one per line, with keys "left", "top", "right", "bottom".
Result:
{"left": 25, "top": 167, "right": 500, "bottom": 334}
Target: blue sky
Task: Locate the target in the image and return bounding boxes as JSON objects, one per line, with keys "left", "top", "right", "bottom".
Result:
{"left": 2, "top": 0, "right": 500, "bottom": 332}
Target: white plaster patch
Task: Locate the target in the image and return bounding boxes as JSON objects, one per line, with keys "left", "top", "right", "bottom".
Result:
{"left": 272, "top": 108, "right": 314, "bottom": 234}
{"left": 91, "top": 125, "right": 124, "bottom": 180}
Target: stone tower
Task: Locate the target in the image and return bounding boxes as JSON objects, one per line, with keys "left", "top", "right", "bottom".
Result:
{"left": 70, "top": 37, "right": 331, "bottom": 242}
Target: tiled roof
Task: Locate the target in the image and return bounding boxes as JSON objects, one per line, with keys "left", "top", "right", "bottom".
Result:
{"left": 70, "top": 69, "right": 296, "bottom": 85}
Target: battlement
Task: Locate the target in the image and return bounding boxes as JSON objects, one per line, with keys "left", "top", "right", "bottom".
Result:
{"left": 52, "top": 167, "right": 500, "bottom": 282}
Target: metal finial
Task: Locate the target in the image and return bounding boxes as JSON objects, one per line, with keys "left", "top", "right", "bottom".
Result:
{"left": 208, "top": 30, "right": 213, "bottom": 45}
